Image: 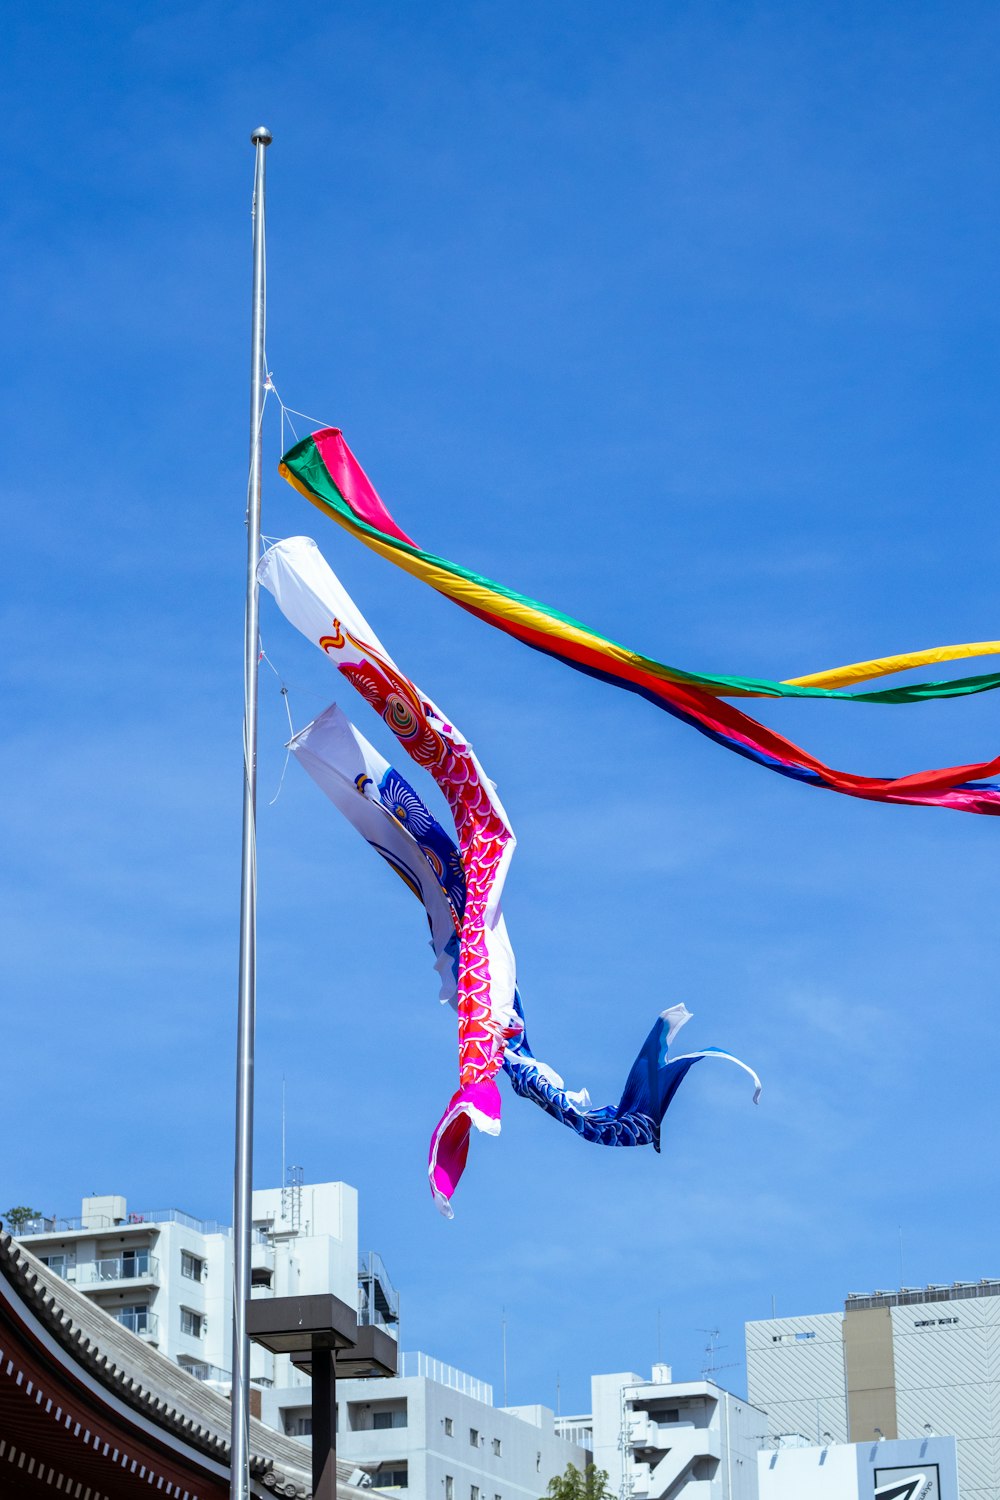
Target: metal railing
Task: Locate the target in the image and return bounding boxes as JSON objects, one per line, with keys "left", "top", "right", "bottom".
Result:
{"left": 181, "top": 1361, "right": 231, "bottom": 1384}
{"left": 38, "top": 1258, "right": 71, "bottom": 1279}
{"left": 114, "top": 1309, "right": 159, "bottom": 1338}
{"left": 18, "top": 1216, "right": 75, "bottom": 1236}
{"left": 400, "top": 1352, "right": 493, "bottom": 1405}
{"left": 78, "top": 1254, "right": 159, "bottom": 1285}
{"left": 122, "top": 1209, "right": 232, "bottom": 1235}
{"left": 15, "top": 1208, "right": 232, "bottom": 1238}
{"left": 359, "top": 1251, "right": 400, "bottom": 1329}
{"left": 845, "top": 1278, "right": 1000, "bottom": 1311}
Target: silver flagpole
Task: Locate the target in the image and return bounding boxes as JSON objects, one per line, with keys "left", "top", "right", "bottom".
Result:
{"left": 230, "top": 122, "right": 271, "bottom": 1500}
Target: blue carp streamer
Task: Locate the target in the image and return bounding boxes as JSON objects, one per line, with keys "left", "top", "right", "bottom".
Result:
{"left": 289, "top": 704, "right": 760, "bottom": 1151}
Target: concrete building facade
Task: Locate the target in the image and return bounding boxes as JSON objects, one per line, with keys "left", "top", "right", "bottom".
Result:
{"left": 591, "top": 1366, "right": 765, "bottom": 1500}
{"left": 747, "top": 1279, "right": 1000, "bottom": 1500}
{"left": 14, "top": 1193, "right": 235, "bottom": 1382}
{"left": 757, "top": 1434, "right": 959, "bottom": 1500}
{"left": 335, "top": 1353, "right": 589, "bottom": 1500}
{"left": 13, "top": 1179, "right": 395, "bottom": 1438}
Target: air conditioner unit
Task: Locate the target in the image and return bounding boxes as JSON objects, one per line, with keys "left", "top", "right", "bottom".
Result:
{"left": 349, "top": 1471, "right": 373, "bottom": 1489}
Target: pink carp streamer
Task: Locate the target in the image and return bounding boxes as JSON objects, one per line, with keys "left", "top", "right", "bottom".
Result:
{"left": 257, "top": 536, "right": 518, "bottom": 1214}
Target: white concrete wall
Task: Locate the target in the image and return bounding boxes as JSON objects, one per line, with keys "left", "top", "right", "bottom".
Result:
{"left": 251, "top": 1180, "right": 361, "bottom": 1423}
{"left": 333, "top": 1370, "right": 589, "bottom": 1500}
{"left": 757, "top": 1443, "right": 858, "bottom": 1500}
{"left": 591, "top": 1370, "right": 644, "bottom": 1494}
{"left": 592, "top": 1370, "right": 764, "bottom": 1500}
{"left": 758, "top": 1435, "right": 960, "bottom": 1500}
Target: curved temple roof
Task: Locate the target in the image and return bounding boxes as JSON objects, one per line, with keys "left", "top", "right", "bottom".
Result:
{"left": 0, "top": 1231, "right": 379, "bottom": 1499}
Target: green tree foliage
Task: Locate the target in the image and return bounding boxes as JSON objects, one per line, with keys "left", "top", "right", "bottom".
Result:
{"left": 544, "top": 1464, "right": 614, "bottom": 1500}
{"left": 3, "top": 1206, "right": 40, "bottom": 1233}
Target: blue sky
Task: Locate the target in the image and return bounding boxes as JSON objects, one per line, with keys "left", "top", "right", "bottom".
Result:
{"left": 4, "top": 1, "right": 1000, "bottom": 1415}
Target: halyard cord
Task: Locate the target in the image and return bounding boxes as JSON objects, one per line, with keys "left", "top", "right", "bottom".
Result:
{"left": 259, "top": 645, "right": 296, "bottom": 805}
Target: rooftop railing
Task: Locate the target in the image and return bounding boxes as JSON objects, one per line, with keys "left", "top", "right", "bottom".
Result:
{"left": 15, "top": 1209, "right": 232, "bottom": 1238}
{"left": 118, "top": 1209, "right": 232, "bottom": 1235}
{"left": 400, "top": 1352, "right": 493, "bottom": 1405}
{"left": 845, "top": 1278, "right": 1000, "bottom": 1310}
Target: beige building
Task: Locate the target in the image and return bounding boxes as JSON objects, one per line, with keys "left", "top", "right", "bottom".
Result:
{"left": 746, "top": 1279, "right": 1000, "bottom": 1500}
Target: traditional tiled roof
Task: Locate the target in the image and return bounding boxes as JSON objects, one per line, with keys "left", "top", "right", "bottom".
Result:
{"left": 0, "top": 1231, "right": 377, "bottom": 1499}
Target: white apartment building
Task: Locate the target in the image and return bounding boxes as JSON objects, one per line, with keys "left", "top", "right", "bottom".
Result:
{"left": 13, "top": 1177, "right": 397, "bottom": 1437}
{"left": 14, "top": 1192, "right": 235, "bottom": 1379}
{"left": 335, "top": 1352, "right": 590, "bottom": 1500}
{"left": 747, "top": 1278, "right": 1000, "bottom": 1500}
{"left": 590, "top": 1366, "right": 765, "bottom": 1500}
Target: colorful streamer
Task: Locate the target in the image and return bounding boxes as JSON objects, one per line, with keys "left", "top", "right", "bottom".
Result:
{"left": 288, "top": 702, "right": 760, "bottom": 1167}
{"left": 278, "top": 428, "right": 1000, "bottom": 815}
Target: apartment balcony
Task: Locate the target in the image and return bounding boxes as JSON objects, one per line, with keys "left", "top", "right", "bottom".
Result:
{"left": 77, "top": 1254, "right": 160, "bottom": 1289}
{"left": 251, "top": 1240, "right": 275, "bottom": 1273}
{"left": 250, "top": 1238, "right": 275, "bottom": 1297}
{"left": 113, "top": 1309, "right": 159, "bottom": 1342}
{"left": 358, "top": 1252, "right": 400, "bottom": 1333}
{"left": 179, "top": 1359, "right": 231, "bottom": 1387}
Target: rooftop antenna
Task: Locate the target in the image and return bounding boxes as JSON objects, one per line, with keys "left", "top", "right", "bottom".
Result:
{"left": 698, "top": 1328, "right": 739, "bottom": 1382}
{"left": 230, "top": 121, "right": 272, "bottom": 1500}
{"left": 281, "top": 1074, "right": 286, "bottom": 1191}
{"left": 502, "top": 1306, "right": 508, "bottom": 1406}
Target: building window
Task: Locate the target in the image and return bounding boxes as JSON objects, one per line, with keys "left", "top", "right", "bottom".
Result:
{"left": 471, "top": 1488, "right": 480, "bottom": 1500}
{"left": 445, "top": 1479, "right": 454, "bottom": 1500}
{"left": 181, "top": 1251, "right": 204, "bottom": 1281}
{"left": 470, "top": 1429, "right": 480, "bottom": 1447}
{"left": 181, "top": 1306, "right": 204, "bottom": 1338}
{"left": 373, "top": 1406, "right": 407, "bottom": 1430}
{"left": 284, "top": 1408, "right": 312, "bottom": 1437}
{"left": 794, "top": 1331, "right": 816, "bottom": 1341}
{"left": 376, "top": 1467, "right": 408, "bottom": 1489}
{"left": 444, "top": 1417, "right": 454, "bottom": 1436}
{"left": 492, "top": 1438, "right": 502, "bottom": 1456}
{"left": 39, "top": 1254, "right": 69, "bottom": 1279}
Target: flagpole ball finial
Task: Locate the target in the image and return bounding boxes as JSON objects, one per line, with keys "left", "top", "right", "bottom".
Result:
{"left": 251, "top": 125, "right": 273, "bottom": 146}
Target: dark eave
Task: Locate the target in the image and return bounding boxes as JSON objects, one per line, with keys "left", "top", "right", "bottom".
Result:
{"left": 0, "top": 1233, "right": 380, "bottom": 1500}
